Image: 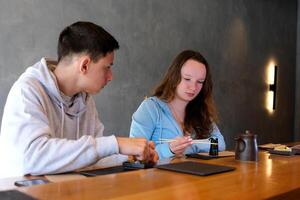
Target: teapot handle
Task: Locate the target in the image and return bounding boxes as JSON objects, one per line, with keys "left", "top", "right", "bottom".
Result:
{"left": 236, "top": 138, "right": 246, "bottom": 152}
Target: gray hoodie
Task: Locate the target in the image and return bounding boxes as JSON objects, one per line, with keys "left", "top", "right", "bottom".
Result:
{"left": 0, "top": 58, "right": 119, "bottom": 178}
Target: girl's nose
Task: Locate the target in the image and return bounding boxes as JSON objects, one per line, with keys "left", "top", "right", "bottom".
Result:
{"left": 188, "top": 82, "right": 197, "bottom": 91}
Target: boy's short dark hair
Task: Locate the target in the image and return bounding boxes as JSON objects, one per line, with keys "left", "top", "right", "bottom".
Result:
{"left": 57, "top": 21, "right": 119, "bottom": 62}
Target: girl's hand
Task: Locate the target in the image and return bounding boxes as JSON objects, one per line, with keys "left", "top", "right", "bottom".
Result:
{"left": 169, "top": 136, "right": 193, "bottom": 157}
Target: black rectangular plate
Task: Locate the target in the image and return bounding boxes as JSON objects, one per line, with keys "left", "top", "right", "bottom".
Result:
{"left": 156, "top": 161, "right": 235, "bottom": 176}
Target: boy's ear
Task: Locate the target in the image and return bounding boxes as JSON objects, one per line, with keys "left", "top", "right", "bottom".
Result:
{"left": 79, "top": 56, "right": 91, "bottom": 74}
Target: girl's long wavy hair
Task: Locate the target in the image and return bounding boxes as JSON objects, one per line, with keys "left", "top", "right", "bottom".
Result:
{"left": 152, "top": 50, "right": 218, "bottom": 138}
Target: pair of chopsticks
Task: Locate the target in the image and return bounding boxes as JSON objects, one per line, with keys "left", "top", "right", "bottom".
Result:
{"left": 156, "top": 138, "right": 217, "bottom": 145}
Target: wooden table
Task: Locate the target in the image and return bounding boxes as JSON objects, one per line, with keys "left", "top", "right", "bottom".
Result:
{"left": 1, "top": 151, "right": 300, "bottom": 200}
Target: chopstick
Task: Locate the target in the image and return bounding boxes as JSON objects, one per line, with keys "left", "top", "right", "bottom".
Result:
{"left": 156, "top": 138, "right": 217, "bottom": 145}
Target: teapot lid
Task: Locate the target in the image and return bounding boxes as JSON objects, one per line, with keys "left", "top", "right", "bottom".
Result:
{"left": 241, "top": 130, "right": 256, "bottom": 137}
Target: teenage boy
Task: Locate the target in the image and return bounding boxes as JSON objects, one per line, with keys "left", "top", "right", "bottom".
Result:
{"left": 0, "top": 21, "right": 156, "bottom": 178}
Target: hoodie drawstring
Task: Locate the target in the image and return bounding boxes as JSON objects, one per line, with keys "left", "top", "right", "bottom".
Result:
{"left": 76, "top": 117, "right": 80, "bottom": 139}
{"left": 151, "top": 99, "right": 162, "bottom": 144}
{"left": 60, "top": 102, "right": 65, "bottom": 138}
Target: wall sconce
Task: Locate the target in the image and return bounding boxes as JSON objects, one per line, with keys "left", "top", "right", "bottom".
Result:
{"left": 266, "top": 65, "right": 278, "bottom": 112}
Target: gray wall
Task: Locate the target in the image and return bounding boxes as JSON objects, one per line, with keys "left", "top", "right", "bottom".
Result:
{"left": 0, "top": 0, "right": 297, "bottom": 149}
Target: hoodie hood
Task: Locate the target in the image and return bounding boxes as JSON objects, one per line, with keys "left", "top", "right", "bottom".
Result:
{"left": 23, "top": 58, "right": 87, "bottom": 117}
{"left": 148, "top": 96, "right": 170, "bottom": 114}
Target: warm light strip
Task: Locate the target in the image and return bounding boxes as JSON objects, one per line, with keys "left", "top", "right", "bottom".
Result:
{"left": 267, "top": 63, "right": 275, "bottom": 85}
{"left": 266, "top": 62, "right": 277, "bottom": 113}
{"left": 266, "top": 91, "right": 274, "bottom": 113}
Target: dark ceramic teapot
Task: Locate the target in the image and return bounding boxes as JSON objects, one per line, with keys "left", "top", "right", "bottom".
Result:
{"left": 235, "top": 130, "right": 258, "bottom": 161}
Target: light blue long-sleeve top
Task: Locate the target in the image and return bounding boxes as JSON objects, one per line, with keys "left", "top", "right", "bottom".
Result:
{"left": 129, "top": 96, "right": 226, "bottom": 159}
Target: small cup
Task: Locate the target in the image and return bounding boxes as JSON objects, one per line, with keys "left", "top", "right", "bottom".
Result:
{"left": 209, "top": 138, "right": 219, "bottom": 156}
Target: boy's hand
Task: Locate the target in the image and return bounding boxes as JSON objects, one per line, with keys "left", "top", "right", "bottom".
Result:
{"left": 116, "top": 137, "right": 157, "bottom": 163}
